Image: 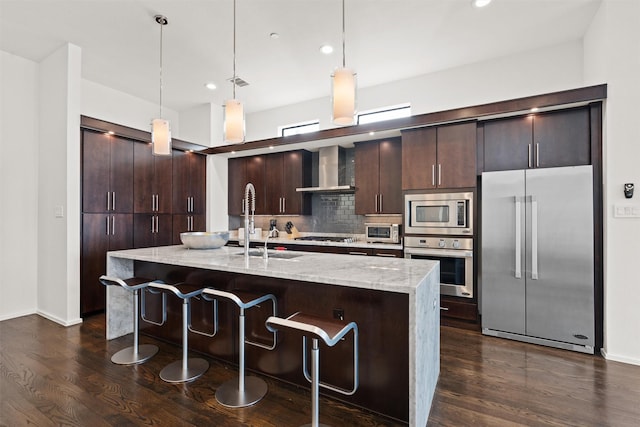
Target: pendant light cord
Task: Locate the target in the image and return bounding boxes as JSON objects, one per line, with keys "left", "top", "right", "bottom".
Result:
{"left": 159, "top": 21, "right": 164, "bottom": 119}
{"left": 232, "top": 0, "right": 237, "bottom": 99}
{"left": 341, "top": 0, "right": 346, "bottom": 68}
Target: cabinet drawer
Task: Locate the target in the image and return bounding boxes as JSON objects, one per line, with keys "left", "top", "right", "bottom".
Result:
{"left": 440, "top": 297, "right": 478, "bottom": 322}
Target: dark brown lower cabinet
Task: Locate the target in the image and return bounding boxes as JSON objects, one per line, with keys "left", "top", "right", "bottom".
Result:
{"left": 172, "top": 214, "right": 206, "bottom": 245}
{"left": 81, "top": 213, "right": 132, "bottom": 315}
{"left": 440, "top": 296, "right": 479, "bottom": 330}
{"left": 133, "top": 214, "right": 173, "bottom": 248}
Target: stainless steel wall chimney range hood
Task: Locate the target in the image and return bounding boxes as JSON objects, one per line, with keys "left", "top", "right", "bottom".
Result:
{"left": 296, "top": 146, "right": 354, "bottom": 193}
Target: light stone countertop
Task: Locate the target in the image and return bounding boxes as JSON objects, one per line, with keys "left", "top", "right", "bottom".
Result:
{"left": 107, "top": 244, "right": 433, "bottom": 294}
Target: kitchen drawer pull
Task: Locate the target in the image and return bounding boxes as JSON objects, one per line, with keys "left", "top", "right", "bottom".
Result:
{"left": 440, "top": 307, "right": 449, "bottom": 311}
{"left": 375, "top": 253, "right": 397, "bottom": 257}
{"left": 349, "top": 251, "right": 369, "bottom": 256}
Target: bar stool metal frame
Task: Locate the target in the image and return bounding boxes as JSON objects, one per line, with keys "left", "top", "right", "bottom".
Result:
{"left": 266, "top": 312, "right": 359, "bottom": 427}
{"left": 99, "top": 275, "right": 163, "bottom": 365}
{"left": 148, "top": 282, "right": 218, "bottom": 383}
{"left": 202, "top": 288, "right": 277, "bottom": 408}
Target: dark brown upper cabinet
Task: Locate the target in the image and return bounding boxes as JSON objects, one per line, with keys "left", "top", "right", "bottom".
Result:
{"left": 172, "top": 150, "right": 206, "bottom": 215}
{"left": 133, "top": 142, "right": 172, "bottom": 214}
{"left": 265, "top": 150, "right": 312, "bottom": 215}
{"left": 228, "top": 155, "right": 266, "bottom": 215}
{"left": 355, "top": 138, "right": 403, "bottom": 215}
{"left": 402, "top": 122, "right": 477, "bottom": 190}
{"left": 82, "top": 130, "right": 134, "bottom": 214}
{"left": 483, "top": 107, "right": 590, "bottom": 172}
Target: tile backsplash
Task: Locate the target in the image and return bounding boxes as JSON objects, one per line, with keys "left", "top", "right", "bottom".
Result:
{"left": 229, "top": 192, "right": 402, "bottom": 235}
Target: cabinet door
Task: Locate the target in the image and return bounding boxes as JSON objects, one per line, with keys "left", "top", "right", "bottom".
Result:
{"left": 534, "top": 108, "right": 590, "bottom": 168}
{"left": 110, "top": 137, "right": 134, "bottom": 213}
{"left": 109, "top": 214, "right": 133, "bottom": 251}
{"left": 401, "top": 127, "right": 437, "bottom": 190}
{"left": 355, "top": 141, "right": 380, "bottom": 215}
{"left": 82, "top": 131, "right": 111, "bottom": 213}
{"left": 155, "top": 214, "right": 173, "bottom": 246}
{"left": 133, "top": 214, "right": 157, "bottom": 248}
{"left": 483, "top": 116, "right": 532, "bottom": 172}
{"left": 282, "top": 151, "right": 311, "bottom": 215}
{"left": 154, "top": 153, "right": 173, "bottom": 214}
{"left": 378, "top": 139, "right": 402, "bottom": 214}
{"left": 172, "top": 150, "right": 190, "bottom": 214}
{"left": 265, "top": 153, "right": 284, "bottom": 214}
{"left": 189, "top": 154, "right": 207, "bottom": 214}
{"left": 245, "top": 155, "right": 266, "bottom": 214}
{"left": 228, "top": 157, "right": 246, "bottom": 215}
{"left": 81, "top": 213, "right": 109, "bottom": 314}
{"left": 437, "top": 122, "right": 477, "bottom": 188}
{"left": 133, "top": 143, "right": 155, "bottom": 213}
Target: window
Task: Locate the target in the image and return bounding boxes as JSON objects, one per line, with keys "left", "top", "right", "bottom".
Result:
{"left": 357, "top": 104, "right": 411, "bottom": 125}
{"left": 280, "top": 120, "right": 320, "bottom": 137}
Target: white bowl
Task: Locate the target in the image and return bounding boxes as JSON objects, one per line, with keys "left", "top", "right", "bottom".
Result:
{"left": 180, "top": 231, "right": 229, "bottom": 249}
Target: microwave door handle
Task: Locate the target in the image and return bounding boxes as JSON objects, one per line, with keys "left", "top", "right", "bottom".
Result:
{"left": 531, "top": 195, "right": 539, "bottom": 280}
{"left": 515, "top": 196, "right": 522, "bottom": 279}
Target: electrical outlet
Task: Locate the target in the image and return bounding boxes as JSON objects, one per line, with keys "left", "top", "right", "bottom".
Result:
{"left": 333, "top": 308, "right": 344, "bottom": 321}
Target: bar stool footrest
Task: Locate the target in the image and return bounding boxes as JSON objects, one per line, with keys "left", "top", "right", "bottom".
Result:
{"left": 215, "top": 376, "right": 268, "bottom": 408}
{"left": 159, "top": 358, "right": 209, "bottom": 383}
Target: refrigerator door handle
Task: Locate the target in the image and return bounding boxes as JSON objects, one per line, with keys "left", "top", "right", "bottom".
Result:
{"left": 531, "top": 195, "right": 539, "bottom": 280}
{"left": 515, "top": 196, "right": 522, "bottom": 279}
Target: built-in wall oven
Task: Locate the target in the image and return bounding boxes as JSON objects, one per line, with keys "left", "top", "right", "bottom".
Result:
{"left": 404, "top": 192, "right": 475, "bottom": 299}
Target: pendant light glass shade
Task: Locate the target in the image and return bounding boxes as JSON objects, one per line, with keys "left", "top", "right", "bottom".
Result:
{"left": 152, "top": 15, "right": 171, "bottom": 156}
{"left": 224, "top": 99, "right": 245, "bottom": 144}
{"left": 152, "top": 118, "right": 172, "bottom": 155}
{"left": 332, "top": 67, "right": 357, "bottom": 126}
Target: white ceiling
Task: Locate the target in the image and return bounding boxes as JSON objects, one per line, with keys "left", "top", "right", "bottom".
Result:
{"left": 0, "top": 0, "right": 602, "bottom": 115}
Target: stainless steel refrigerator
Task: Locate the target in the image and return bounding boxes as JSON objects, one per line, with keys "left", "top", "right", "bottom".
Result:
{"left": 481, "top": 165, "right": 594, "bottom": 353}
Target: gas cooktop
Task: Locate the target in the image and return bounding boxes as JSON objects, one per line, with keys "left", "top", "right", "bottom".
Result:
{"left": 294, "top": 236, "right": 355, "bottom": 243}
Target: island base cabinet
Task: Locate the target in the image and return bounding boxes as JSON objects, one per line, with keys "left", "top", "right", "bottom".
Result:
{"left": 135, "top": 261, "right": 411, "bottom": 423}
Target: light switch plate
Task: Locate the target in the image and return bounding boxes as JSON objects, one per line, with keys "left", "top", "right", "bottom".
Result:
{"left": 614, "top": 204, "right": 640, "bottom": 218}
{"left": 54, "top": 205, "right": 64, "bottom": 218}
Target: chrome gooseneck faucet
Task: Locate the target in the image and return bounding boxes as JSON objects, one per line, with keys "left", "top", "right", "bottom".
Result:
{"left": 244, "top": 183, "right": 256, "bottom": 259}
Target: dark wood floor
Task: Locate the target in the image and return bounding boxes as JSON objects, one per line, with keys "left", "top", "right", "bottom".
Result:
{"left": 1, "top": 315, "right": 639, "bottom": 427}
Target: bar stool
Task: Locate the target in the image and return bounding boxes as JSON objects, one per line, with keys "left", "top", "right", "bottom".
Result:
{"left": 99, "top": 275, "right": 161, "bottom": 365}
{"left": 201, "top": 288, "right": 277, "bottom": 408}
{"left": 266, "top": 312, "right": 359, "bottom": 427}
{"left": 148, "top": 282, "right": 218, "bottom": 383}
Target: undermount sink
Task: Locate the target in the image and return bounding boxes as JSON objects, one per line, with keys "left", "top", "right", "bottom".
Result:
{"left": 235, "top": 250, "right": 303, "bottom": 260}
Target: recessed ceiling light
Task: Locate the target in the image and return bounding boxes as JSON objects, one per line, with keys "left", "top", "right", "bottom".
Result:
{"left": 472, "top": 0, "right": 492, "bottom": 7}
{"left": 320, "top": 44, "right": 334, "bottom": 55}
{"left": 205, "top": 82, "right": 217, "bottom": 90}
{"left": 270, "top": 32, "right": 280, "bottom": 39}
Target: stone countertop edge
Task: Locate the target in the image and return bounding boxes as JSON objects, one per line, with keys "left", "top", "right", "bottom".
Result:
{"left": 106, "top": 245, "right": 435, "bottom": 295}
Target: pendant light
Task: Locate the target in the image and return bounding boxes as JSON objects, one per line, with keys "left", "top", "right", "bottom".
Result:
{"left": 224, "top": 0, "right": 245, "bottom": 144}
{"left": 331, "top": 0, "right": 357, "bottom": 126}
{"left": 152, "top": 15, "right": 171, "bottom": 156}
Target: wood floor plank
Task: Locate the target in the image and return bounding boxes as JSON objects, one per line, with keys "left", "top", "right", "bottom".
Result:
{"left": 2, "top": 315, "right": 640, "bottom": 426}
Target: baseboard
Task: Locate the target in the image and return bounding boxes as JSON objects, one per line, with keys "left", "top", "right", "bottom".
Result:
{"left": 601, "top": 348, "right": 640, "bottom": 366}
{"left": 0, "top": 308, "right": 37, "bottom": 322}
{"left": 36, "top": 310, "right": 83, "bottom": 327}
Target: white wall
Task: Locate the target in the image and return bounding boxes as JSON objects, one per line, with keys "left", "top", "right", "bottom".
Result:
{"left": 245, "top": 41, "right": 584, "bottom": 141}
{"left": 36, "top": 43, "right": 82, "bottom": 326}
{"left": 82, "top": 79, "right": 180, "bottom": 137}
{"left": 0, "top": 51, "right": 40, "bottom": 320}
{"left": 584, "top": 0, "right": 640, "bottom": 365}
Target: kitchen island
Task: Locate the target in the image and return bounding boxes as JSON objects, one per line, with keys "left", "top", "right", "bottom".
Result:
{"left": 106, "top": 245, "right": 439, "bottom": 426}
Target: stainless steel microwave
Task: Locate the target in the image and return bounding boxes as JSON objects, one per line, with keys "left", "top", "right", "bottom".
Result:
{"left": 405, "top": 192, "right": 473, "bottom": 235}
{"left": 365, "top": 223, "right": 401, "bottom": 243}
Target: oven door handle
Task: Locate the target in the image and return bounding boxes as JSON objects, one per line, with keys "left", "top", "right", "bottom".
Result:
{"left": 406, "top": 249, "right": 473, "bottom": 258}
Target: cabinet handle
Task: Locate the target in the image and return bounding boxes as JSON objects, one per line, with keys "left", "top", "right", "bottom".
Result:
{"left": 379, "top": 193, "right": 383, "bottom": 213}
{"left": 190, "top": 196, "right": 194, "bottom": 212}
{"left": 438, "top": 164, "right": 442, "bottom": 186}
{"left": 536, "top": 143, "right": 540, "bottom": 168}
{"left": 242, "top": 199, "right": 245, "bottom": 214}
{"left": 282, "top": 197, "right": 285, "bottom": 213}
{"left": 440, "top": 307, "right": 449, "bottom": 311}
{"left": 112, "top": 216, "right": 115, "bottom": 235}
{"left": 186, "top": 197, "right": 190, "bottom": 213}
{"left": 375, "top": 253, "right": 397, "bottom": 257}
{"left": 431, "top": 165, "right": 435, "bottom": 186}
{"left": 528, "top": 144, "right": 533, "bottom": 168}
{"left": 151, "top": 216, "right": 155, "bottom": 233}
{"left": 112, "top": 192, "right": 116, "bottom": 211}
{"left": 374, "top": 194, "right": 378, "bottom": 212}
{"left": 348, "top": 251, "right": 369, "bottom": 256}
{"left": 106, "top": 192, "right": 110, "bottom": 211}
{"left": 156, "top": 215, "right": 160, "bottom": 233}
{"left": 190, "top": 216, "right": 193, "bottom": 231}
{"left": 106, "top": 216, "right": 110, "bottom": 235}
